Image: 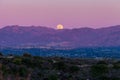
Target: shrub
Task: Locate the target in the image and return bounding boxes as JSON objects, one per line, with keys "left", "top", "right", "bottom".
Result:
{"left": 13, "top": 58, "right": 22, "bottom": 65}
{"left": 113, "top": 61, "right": 120, "bottom": 69}
{"left": 69, "top": 65, "right": 79, "bottom": 73}
{"left": 91, "top": 64, "right": 108, "bottom": 77}
{"left": 23, "top": 53, "right": 32, "bottom": 57}
{"left": 47, "top": 74, "right": 58, "bottom": 80}
{"left": 53, "top": 61, "right": 66, "bottom": 71}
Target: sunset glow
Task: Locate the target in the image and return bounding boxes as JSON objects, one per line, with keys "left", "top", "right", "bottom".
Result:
{"left": 0, "top": 0, "right": 120, "bottom": 28}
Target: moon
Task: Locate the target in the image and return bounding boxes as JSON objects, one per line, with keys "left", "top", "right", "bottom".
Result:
{"left": 57, "top": 24, "right": 64, "bottom": 30}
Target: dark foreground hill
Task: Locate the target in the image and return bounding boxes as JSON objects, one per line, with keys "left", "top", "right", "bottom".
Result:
{"left": 0, "top": 54, "right": 120, "bottom": 80}
{"left": 0, "top": 25, "right": 120, "bottom": 48}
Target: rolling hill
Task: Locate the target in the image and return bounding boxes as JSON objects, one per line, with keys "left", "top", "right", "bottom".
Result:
{"left": 0, "top": 25, "right": 120, "bottom": 48}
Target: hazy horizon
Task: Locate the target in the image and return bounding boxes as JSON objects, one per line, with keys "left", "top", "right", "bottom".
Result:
{"left": 0, "top": 24, "right": 120, "bottom": 30}
{"left": 0, "top": 0, "right": 120, "bottom": 28}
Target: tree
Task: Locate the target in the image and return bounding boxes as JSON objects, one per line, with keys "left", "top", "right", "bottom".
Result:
{"left": 0, "top": 63, "right": 3, "bottom": 80}
{"left": 13, "top": 58, "right": 22, "bottom": 65}
{"left": 26, "top": 68, "right": 32, "bottom": 80}
{"left": 0, "top": 52, "right": 3, "bottom": 57}
{"left": 48, "top": 74, "right": 58, "bottom": 80}
{"left": 23, "top": 53, "right": 32, "bottom": 57}
{"left": 113, "top": 61, "right": 120, "bottom": 69}
{"left": 19, "top": 66, "right": 28, "bottom": 77}
{"left": 69, "top": 65, "right": 79, "bottom": 73}
{"left": 2, "top": 65, "right": 11, "bottom": 79}
{"left": 91, "top": 64, "right": 108, "bottom": 77}
{"left": 53, "top": 61, "right": 66, "bottom": 71}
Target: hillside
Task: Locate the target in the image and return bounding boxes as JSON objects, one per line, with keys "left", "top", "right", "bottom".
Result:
{"left": 0, "top": 25, "right": 120, "bottom": 48}
{"left": 0, "top": 54, "right": 119, "bottom": 80}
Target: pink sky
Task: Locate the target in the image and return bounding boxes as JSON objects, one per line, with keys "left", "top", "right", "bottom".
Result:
{"left": 0, "top": 0, "right": 120, "bottom": 28}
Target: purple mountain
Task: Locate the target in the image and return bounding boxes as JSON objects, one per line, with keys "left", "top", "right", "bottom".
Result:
{"left": 0, "top": 25, "right": 120, "bottom": 48}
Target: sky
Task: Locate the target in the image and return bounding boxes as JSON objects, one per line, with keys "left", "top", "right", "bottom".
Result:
{"left": 0, "top": 0, "right": 120, "bottom": 29}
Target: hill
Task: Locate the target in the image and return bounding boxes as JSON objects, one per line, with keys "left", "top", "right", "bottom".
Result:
{"left": 0, "top": 25, "right": 120, "bottom": 48}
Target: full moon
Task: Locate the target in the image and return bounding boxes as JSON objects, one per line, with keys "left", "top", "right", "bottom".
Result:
{"left": 57, "top": 24, "right": 64, "bottom": 30}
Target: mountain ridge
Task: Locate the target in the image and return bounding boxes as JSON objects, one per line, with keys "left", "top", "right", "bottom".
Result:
{"left": 0, "top": 25, "right": 120, "bottom": 48}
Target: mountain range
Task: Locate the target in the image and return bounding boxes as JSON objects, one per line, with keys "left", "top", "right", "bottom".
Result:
{"left": 0, "top": 25, "right": 120, "bottom": 48}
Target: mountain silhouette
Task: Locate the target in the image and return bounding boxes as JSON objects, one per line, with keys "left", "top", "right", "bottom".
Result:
{"left": 0, "top": 25, "right": 120, "bottom": 48}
